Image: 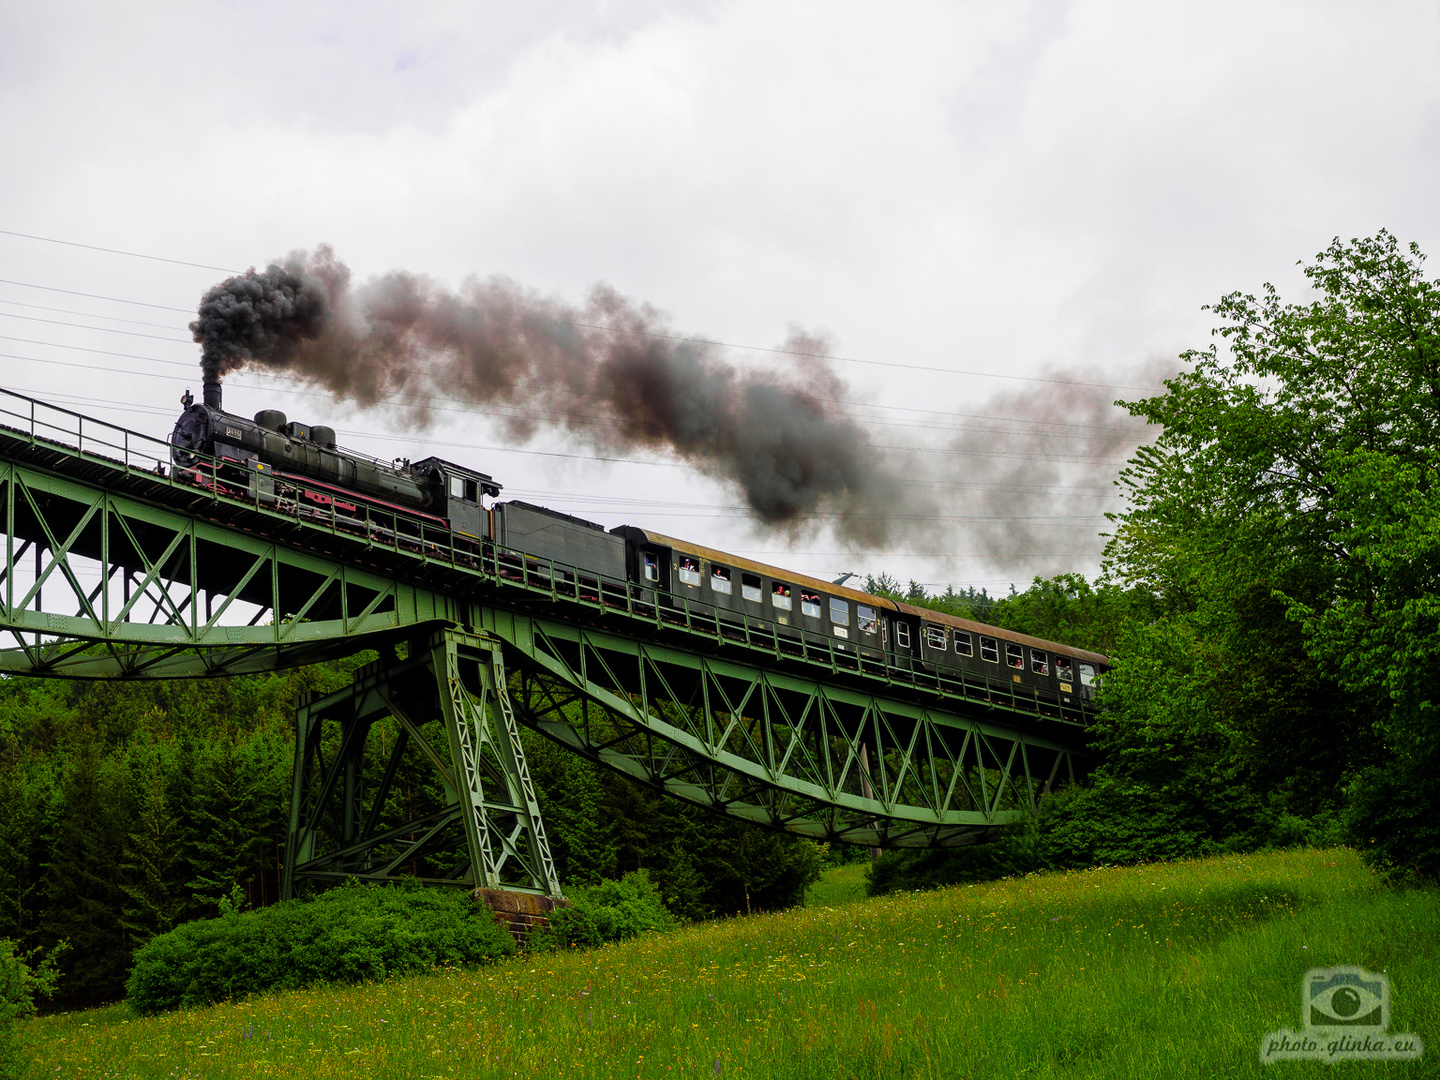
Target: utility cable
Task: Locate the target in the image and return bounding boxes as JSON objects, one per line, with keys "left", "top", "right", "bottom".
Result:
{"left": 0, "top": 230, "right": 1168, "bottom": 392}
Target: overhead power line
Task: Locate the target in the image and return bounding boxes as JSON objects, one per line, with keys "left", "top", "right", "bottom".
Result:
{"left": 0, "top": 298, "right": 186, "bottom": 331}
{"left": 0, "top": 278, "right": 194, "bottom": 312}
{"left": 3, "top": 332, "right": 1152, "bottom": 446}
{"left": 0, "top": 231, "right": 1168, "bottom": 392}
{"left": 0, "top": 230, "right": 241, "bottom": 273}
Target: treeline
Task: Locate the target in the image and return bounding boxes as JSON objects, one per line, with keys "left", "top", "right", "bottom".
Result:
{"left": 872, "top": 232, "right": 1440, "bottom": 894}
{"left": 0, "top": 658, "right": 822, "bottom": 1011}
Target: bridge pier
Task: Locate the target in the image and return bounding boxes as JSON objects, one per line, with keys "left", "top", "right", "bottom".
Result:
{"left": 282, "top": 629, "right": 563, "bottom": 900}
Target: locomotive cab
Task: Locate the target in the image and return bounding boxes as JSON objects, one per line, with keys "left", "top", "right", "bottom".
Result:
{"left": 410, "top": 457, "right": 501, "bottom": 540}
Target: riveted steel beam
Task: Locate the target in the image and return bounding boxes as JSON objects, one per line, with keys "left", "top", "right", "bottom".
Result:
{"left": 482, "top": 610, "right": 1086, "bottom": 848}
{"left": 0, "top": 459, "right": 459, "bottom": 676}
{"left": 283, "top": 630, "right": 561, "bottom": 899}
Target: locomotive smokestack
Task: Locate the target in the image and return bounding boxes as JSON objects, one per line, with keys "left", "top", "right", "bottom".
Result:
{"left": 190, "top": 254, "right": 334, "bottom": 417}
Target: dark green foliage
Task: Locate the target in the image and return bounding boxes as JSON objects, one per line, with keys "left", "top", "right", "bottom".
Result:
{"left": 540, "top": 871, "right": 675, "bottom": 949}
{"left": 1032, "top": 230, "right": 1440, "bottom": 883}
{"left": 0, "top": 650, "right": 828, "bottom": 1013}
{"left": 983, "top": 573, "right": 1157, "bottom": 656}
{"left": 183, "top": 728, "right": 291, "bottom": 912}
{"left": 1343, "top": 730, "right": 1440, "bottom": 884}
{"left": 125, "top": 881, "right": 514, "bottom": 1013}
{"left": 41, "top": 739, "right": 131, "bottom": 1005}
{"left": 0, "top": 661, "right": 360, "bottom": 1009}
{"left": 0, "top": 938, "right": 62, "bottom": 1024}
{"left": 524, "top": 727, "right": 825, "bottom": 919}
{"left": 867, "top": 784, "right": 1354, "bottom": 897}
{"left": 866, "top": 827, "right": 1041, "bottom": 895}
{"left": 866, "top": 574, "right": 995, "bottom": 620}
{"left": 520, "top": 732, "right": 619, "bottom": 886}
{"left": 118, "top": 743, "right": 185, "bottom": 948}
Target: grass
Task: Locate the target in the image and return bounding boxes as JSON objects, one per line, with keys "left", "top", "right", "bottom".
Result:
{"left": 20, "top": 848, "right": 1439, "bottom": 1078}
{"left": 804, "top": 861, "right": 869, "bottom": 908}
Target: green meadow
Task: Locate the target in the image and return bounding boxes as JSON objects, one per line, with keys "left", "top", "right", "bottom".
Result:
{"left": 21, "top": 848, "right": 1438, "bottom": 1079}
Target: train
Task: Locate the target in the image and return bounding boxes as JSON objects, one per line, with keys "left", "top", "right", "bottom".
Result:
{"left": 171, "top": 380, "right": 1109, "bottom": 711}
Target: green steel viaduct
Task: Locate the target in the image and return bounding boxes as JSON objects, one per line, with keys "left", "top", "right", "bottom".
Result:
{"left": 0, "top": 388, "right": 1093, "bottom": 901}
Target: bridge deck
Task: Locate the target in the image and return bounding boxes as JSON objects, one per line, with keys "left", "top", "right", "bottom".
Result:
{"left": 0, "top": 387, "right": 1091, "bottom": 739}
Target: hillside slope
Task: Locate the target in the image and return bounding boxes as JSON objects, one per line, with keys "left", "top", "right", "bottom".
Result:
{"left": 26, "top": 849, "right": 1439, "bottom": 1079}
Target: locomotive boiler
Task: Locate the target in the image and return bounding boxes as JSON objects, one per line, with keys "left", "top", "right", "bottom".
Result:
{"left": 170, "top": 378, "right": 500, "bottom": 539}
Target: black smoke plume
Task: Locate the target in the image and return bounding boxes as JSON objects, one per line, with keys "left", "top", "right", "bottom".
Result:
{"left": 191, "top": 247, "right": 1163, "bottom": 565}
{"left": 191, "top": 247, "right": 901, "bottom": 544}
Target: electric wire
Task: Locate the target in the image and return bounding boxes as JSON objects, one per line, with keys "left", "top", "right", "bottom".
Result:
{"left": 0, "top": 277, "right": 194, "bottom": 312}
{"left": 0, "top": 298, "right": 187, "bottom": 331}
{"left": 9, "top": 378, "right": 1131, "bottom": 485}
{"left": 0, "top": 280, "right": 1150, "bottom": 436}
{"left": 0, "top": 230, "right": 1168, "bottom": 392}
{"left": 2, "top": 335, "right": 1151, "bottom": 450}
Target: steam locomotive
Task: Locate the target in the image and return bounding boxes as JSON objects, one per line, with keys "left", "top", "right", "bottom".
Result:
{"left": 171, "top": 378, "right": 1109, "bottom": 711}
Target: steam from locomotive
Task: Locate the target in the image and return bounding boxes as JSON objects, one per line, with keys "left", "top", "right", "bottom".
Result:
{"left": 190, "top": 248, "right": 902, "bottom": 544}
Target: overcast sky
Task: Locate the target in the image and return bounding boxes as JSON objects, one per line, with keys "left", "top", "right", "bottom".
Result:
{"left": 3, "top": 0, "right": 1439, "bottom": 595}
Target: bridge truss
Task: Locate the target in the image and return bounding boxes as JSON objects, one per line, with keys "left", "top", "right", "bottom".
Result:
{"left": 0, "top": 389, "right": 1091, "bottom": 900}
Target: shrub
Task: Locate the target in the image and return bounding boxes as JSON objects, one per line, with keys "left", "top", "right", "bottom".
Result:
{"left": 539, "top": 871, "right": 675, "bottom": 949}
{"left": 1345, "top": 727, "right": 1440, "bottom": 884}
{"left": 866, "top": 823, "right": 1044, "bottom": 896}
{"left": 0, "top": 939, "right": 63, "bottom": 1024}
{"left": 125, "top": 882, "right": 514, "bottom": 1013}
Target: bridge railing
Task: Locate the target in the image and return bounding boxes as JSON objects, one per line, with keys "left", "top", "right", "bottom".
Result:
{"left": 0, "top": 386, "right": 1090, "bottom": 726}
{"left": 0, "top": 388, "right": 174, "bottom": 473}
{"left": 479, "top": 546, "right": 1089, "bottom": 725}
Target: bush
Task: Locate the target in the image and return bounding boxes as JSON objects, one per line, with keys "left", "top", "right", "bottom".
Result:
{"left": 0, "top": 940, "right": 63, "bottom": 1025}
{"left": 1344, "top": 725, "right": 1440, "bottom": 884}
{"left": 1, "top": 939, "right": 63, "bottom": 1075}
{"left": 539, "top": 871, "right": 675, "bottom": 949}
{"left": 126, "top": 882, "right": 514, "bottom": 1013}
{"left": 865, "top": 782, "right": 1359, "bottom": 898}
{"left": 866, "top": 824, "right": 1043, "bottom": 896}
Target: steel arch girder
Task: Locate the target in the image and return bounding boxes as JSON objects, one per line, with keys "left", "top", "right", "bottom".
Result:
{"left": 0, "top": 461, "right": 460, "bottom": 676}
{"left": 482, "top": 610, "right": 1085, "bottom": 847}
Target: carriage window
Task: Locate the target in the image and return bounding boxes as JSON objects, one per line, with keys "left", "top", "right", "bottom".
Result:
{"left": 741, "top": 573, "right": 762, "bottom": 603}
{"left": 772, "top": 583, "right": 793, "bottom": 611}
{"left": 954, "top": 631, "right": 973, "bottom": 657}
{"left": 801, "top": 591, "right": 822, "bottom": 619}
{"left": 979, "top": 636, "right": 999, "bottom": 663}
{"left": 711, "top": 566, "right": 732, "bottom": 594}
{"left": 1006, "top": 643, "right": 1024, "bottom": 669}
{"left": 924, "top": 626, "right": 947, "bottom": 650}
{"left": 857, "top": 605, "right": 877, "bottom": 634}
{"left": 678, "top": 557, "right": 701, "bottom": 587}
{"left": 1055, "top": 656, "right": 1074, "bottom": 681}
{"left": 830, "top": 598, "right": 849, "bottom": 624}
{"left": 642, "top": 552, "right": 660, "bottom": 582}
{"left": 1030, "top": 650, "right": 1049, "bottom": 676}
{"left": 1078, "top": 662, "right": 1097, "bottom": 687}
{"left": 895, "top": 623, "right": 911, "bottom": 649}
{"left": 450, "top": 476, "right": 466, "bottom": 499}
